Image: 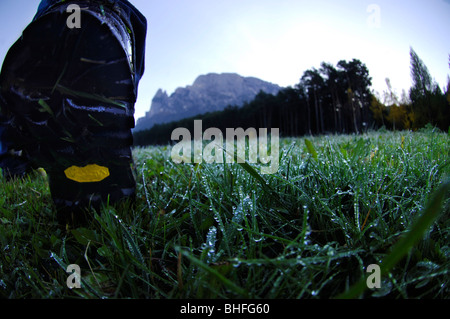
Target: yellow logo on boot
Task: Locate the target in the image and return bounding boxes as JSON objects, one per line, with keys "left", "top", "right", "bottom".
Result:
{"left": 64, "top": 164, "right": 110, "bottom": 183}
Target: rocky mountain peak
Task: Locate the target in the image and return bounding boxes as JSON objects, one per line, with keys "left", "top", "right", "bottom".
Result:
{"left": 135, "top": 73, "right": 282, "bottom": 132}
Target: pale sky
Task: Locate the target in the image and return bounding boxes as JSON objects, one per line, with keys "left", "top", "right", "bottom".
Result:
{"left": 0, "top": 0, "right": 449, "bottom": 121}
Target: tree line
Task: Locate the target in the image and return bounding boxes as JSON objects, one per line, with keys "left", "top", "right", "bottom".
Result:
{"left": 134, "top": 49, "right": 449, "bottom": 146}
{"left": 371, "top": 48, "right": 449, "bottom": 131}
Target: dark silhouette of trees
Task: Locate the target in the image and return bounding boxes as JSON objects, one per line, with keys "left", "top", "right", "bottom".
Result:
{"left": 336, "top": 59, "right": 373, "bottom": 133}
{"left": 300, "top": 68, "right": 325, "bottom": 134}
{"left": 409, "top": 47, "right": 449, "bottom": 130}
{"left": 319, "top": 62, "right": 343, "bottom": 133}
{"left": 133, "top": 54, "right": 449, "bottom": 147}
{"left": 409, "top": 47, "right": 435, "bottom": 128}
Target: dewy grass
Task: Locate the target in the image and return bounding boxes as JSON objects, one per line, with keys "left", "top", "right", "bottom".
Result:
{"left": 0, "top": 129, "right": 449, "bottom": 299}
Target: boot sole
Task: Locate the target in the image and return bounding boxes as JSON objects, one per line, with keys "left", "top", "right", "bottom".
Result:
{"left": 0, "top": 3, "right": 137, "bottom": 218}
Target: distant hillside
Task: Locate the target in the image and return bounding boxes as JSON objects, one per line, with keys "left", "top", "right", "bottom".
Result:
{"left": 134, "top": 73, "right": 282, "bottom": 132}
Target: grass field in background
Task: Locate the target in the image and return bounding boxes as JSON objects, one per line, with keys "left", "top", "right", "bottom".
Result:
{"left": 0, "top": 127, "right": 449, "bottom": 299}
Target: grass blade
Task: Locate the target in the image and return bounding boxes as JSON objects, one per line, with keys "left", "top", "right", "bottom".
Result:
{"left": 336, "top": 179, "right": 450, "bottom": 299}
{"left": 38, "top": 99, "right": 55, "bottom": 117}
{"left": 178, "top": 247, "right": 249, "bottom": 298}
{"left": 305, "top": 139, "right": 318, "bottom": 160}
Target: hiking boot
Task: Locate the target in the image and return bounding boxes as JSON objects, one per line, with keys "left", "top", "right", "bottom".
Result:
{"left": 0, "top": 1, "right": 146, "bottom": 223}
{"left": 0, "top": 120, "right": 33, "bottom": 180}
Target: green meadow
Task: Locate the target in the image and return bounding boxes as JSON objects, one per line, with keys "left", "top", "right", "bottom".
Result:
{"left": 0, "top": 127, "right": 449, "bottom": 299}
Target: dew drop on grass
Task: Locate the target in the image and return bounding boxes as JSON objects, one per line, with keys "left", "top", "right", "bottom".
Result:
{"left": 253, "top": 237, "right": 264, "bottom": 243}
{"left": 232, "top": 204, "right": 245, "bottom": 230}
{"left": 203, "top": 226, "right": 218, "bottom": 263}
{"left": 232, "top": 193, "right": 251, "bottom": 231}
{"left": 231, "top": 258, "right": 242, "bottom": 268}
{"left": 296, "top": 256, "right": 306, "bottom": 267}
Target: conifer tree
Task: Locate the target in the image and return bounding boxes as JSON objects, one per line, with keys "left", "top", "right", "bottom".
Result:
{"left": 409, "top": 47, "right": 435, "bottom": 128}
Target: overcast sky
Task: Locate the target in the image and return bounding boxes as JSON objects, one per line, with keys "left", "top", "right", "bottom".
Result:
{"left": 0, "top": 0, "right": 449, "bottom": 120}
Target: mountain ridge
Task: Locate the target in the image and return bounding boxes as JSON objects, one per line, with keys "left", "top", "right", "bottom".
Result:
{"left": 134, "top": 73, "right": 282, "bottom": 132}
